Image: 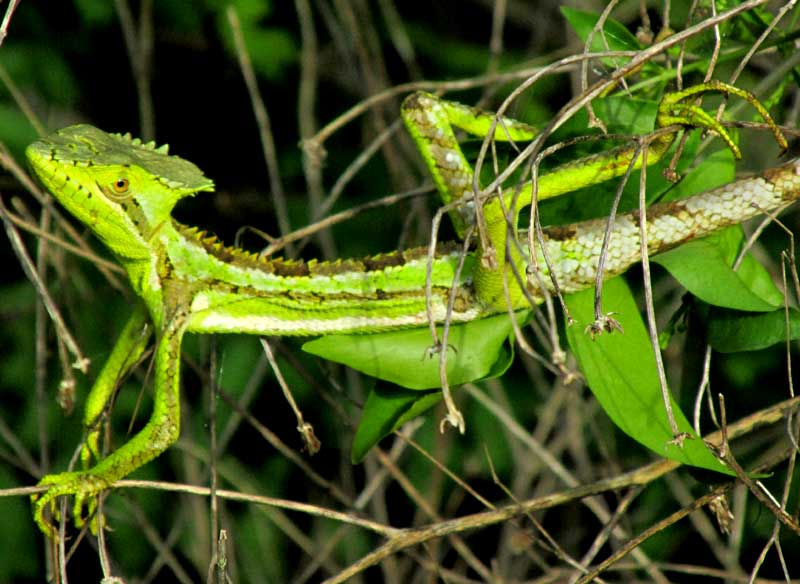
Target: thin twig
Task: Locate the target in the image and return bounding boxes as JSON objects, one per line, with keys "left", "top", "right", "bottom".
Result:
{"left": 0, "top": 195, "right": 88, "bottom": 372}
{"left": 322, "top": 393, "right": 800, "bottom": 582}
{"left": 113, "top": 0, "right": 155, "bottom": 140}
{"left": 0, "top": 0, "right": 20, "bottom": 47}
{"left": 635, "top": 146, "right": 684, "bottom": 440}
{"left": 259, "top": 338, "right": 320, "bottom": 454}
{"left": 227, "top": 7, "right": 294, "bottom": 256}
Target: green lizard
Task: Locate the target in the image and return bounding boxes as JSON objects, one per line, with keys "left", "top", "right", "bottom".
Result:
{"left": 25, "top": 82, "right": 796, "bottom": 538}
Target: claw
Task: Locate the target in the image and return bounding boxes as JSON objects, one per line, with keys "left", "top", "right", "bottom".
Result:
{"left": 80, "top": 429, "right": 102, "bottom": 470}
{"left": 31, "top": 470, "right": 110, "bottom": 539}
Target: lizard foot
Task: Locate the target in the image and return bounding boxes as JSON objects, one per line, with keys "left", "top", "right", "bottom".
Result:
{"left": 32, "top": 470, "right": 111, "bottom": 539}
{"left": 658, "top": 80, "right": 788, "bottom": 159}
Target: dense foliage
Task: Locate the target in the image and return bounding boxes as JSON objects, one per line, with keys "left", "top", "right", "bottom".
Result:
{"left": 1, "top": 1, "right": 799, "bottom": 582}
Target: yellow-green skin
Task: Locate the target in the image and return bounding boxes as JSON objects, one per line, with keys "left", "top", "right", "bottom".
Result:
{"left": 25, "top": 81, "right": 797, "bottom": 538}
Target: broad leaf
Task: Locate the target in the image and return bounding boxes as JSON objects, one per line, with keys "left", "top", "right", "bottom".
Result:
{"left": 303, "top": 311, "right": 525, "bottom": 390}
{"left": 350, "top": 386, "right": 442, "bottom": 463}
{"left": 707, "top": 306, "right": 800, "bottom": 353}
{"left": 653, "top": 230, "right": 781, "bottom": 312}
{"left": 561, "top": 7, "right": 643, "bottom": 61}
{"left": 565, "top": 277, "right": 731, "bottom": 474}
{"left": 344, "top": 312, "right": 527, "bottom": 461}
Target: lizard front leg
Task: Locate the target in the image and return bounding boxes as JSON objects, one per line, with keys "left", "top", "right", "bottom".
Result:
{"left": 80, "top": 303, "right": 152, "bottom": 469}
{"left": 32, "top": 311, "right": 185, "bottom": 539}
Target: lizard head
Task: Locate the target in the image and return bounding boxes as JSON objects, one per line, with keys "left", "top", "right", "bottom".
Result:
{"left": 26, "top": 124, "right": 214, "bottom": 259}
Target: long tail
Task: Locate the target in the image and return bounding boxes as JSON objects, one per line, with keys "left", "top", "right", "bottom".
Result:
{"left": 540, "top": 158, "right": 800, "bottom": 295}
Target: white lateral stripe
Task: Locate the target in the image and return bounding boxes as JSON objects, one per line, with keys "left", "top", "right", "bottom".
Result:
{"left": 189, "top": 307, "right": 483, "bottom": 335}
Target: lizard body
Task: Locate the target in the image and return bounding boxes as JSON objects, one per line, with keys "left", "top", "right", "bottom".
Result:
{"left": 24, "top": 87, "right": 799, "bottom": 537}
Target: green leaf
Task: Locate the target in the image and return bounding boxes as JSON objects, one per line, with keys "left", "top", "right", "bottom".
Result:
{"left": 560, "top": 7, "right": 642, "bottom": 53}
{"left": 547, "top": 95, "right": 660, "bottom": 144}
{"left": 350, "top": 386, "right": 441, "bottom": 463}
{"left": 653, "top": 228, "right": 781, "bottom": 312}
{"left": 590, "top": 96, "right": 657, "bottom": 135}
{"left": 732, "top": 248, "right": 785, "bottom": 308}
{"left": 707, "top": 306, "right": 800, "bottom": 353}
{"left": 303, "top": 311, "right": 525, "bottom": 390}
{"left": 343, "top": 312, "right": 528, "bottom": 461}
{"left": 565, "top": 277, "right": 731, "bottom": 474}
{"left": 661, "top": 148, "right": 735, "bottom": 202}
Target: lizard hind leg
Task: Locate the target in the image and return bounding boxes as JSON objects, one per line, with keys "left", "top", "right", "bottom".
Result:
{"left": 401, "top": 91, "right": 540, "bottom": 238}
{"left": 656, "top": 80, "right": 788, "bottom": 158}
{"left": 80, "top": 304, "right": 153, "bottom": 470}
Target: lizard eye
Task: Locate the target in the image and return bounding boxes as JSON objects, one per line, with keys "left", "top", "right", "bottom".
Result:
{"left": 112, "top": 178, "right": 130, "bottom": 194}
